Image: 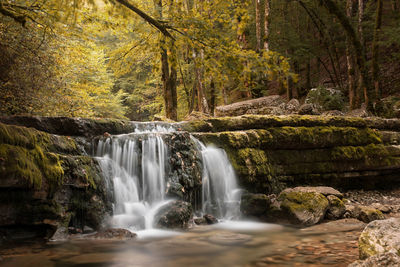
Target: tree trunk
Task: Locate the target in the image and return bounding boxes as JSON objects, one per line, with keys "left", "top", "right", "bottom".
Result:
{"left": 255, "top": 0, "right": 262, "bottom": 52}
{"left": 372, "top": 0, "right": 383, "bottom": 99}
{"left": 209, "top": 79, "right": 216, "bottom": 116}
{"left": 346, "top": 0, "right": 357, "bottom": 109}
{"left": 156, "top": 0, "right": 178, "bottom": 120}
{"left": 321, "top": 0, "right": 374, "bottom": 111}
{"left": 193, "top": 49, "right": 209, "bottom": 114}
{"left": 264, "top": 0, "right": 271, "bottom": 51}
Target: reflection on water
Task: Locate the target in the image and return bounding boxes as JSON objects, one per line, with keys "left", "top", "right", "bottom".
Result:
{"left": 0, "top": 220, "right": 362, "bottom": 267}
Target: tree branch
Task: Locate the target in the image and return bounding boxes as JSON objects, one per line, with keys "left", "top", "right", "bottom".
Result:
{"left": 115, "top": 0, "right": 174, "bottom": 39}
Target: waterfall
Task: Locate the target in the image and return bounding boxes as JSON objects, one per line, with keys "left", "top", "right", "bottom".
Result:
{"left": 193, "top": 139, "right": 242, "bottom": 220}
{"left": 95, "top": 125, "right": 241, "bottom": 231}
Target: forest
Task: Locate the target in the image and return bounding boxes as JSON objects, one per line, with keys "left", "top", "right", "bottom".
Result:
{"left": 1, "top": 0, "right": 399, "bottom": 121}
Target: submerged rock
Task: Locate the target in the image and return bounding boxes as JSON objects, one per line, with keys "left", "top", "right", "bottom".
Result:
{"left": 358, "top": 217, "right": 400, "bottom": 260}
{"left": 154, "top": 201, "right": 193, "bottom": 229}
{"left": 92, "top": 228, "right": 136, "bottom": 240}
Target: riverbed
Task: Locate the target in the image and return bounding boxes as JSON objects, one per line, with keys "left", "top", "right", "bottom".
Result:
{"left": 0, "top": 219, "right": 364, "bottom": 267}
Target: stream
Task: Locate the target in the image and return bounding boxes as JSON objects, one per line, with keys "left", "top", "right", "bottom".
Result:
{"left": 0, "top": 219, "right": 363, "bottom": 267}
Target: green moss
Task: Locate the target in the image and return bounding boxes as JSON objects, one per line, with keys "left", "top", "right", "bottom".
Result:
{"left": 359, "top": 232, "right": 378, "bottom": 260}
{"left": 278, "top": 191, "right": 329, "bottom": 213}
{"left": 0, "top": 143, "right": 64, "bottom": 190}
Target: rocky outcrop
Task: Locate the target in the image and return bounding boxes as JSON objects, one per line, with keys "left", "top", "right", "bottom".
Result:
{"left": 154, "top": 200, "right": 193, "bottom": 229}
{"left": 185, "top": 115, "right": 400, "bottom": 194}
{"left": 0, "top": 122, "right": 112, "bottom": 241}
{"left": 91, "top": 228, "right": 136, "bottom": 240}
{"left": 358, "top": 218, "right": 400, "bottom": 260}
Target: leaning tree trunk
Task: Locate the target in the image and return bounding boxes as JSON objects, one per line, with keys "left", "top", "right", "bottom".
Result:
{"left": 372, "top": 0, "right": 383, "bottom": 99}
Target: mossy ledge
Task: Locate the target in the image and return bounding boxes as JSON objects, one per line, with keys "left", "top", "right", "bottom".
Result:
{"left": 190, "top": 115, "right": 400, "bottom": 194}
{"left": 0, "top": 122, "right": 112, "bottom": 241}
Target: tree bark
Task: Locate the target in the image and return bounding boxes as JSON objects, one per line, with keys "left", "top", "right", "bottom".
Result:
{"left": 264, "top": 0, "right": 271, "bottom": 51}
{"left": 346, "top": 0, "right": 357, "bottom": 109}
{"left": 255, "top": 0, "right": 262, "bottom": 52}
{"left": 372, "top": 0, "right": 383, "bottom": 99}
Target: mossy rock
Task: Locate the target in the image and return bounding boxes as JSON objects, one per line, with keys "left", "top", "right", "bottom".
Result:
{"left": 326, "top": 195, "right": 346, "bottom": 220}
{"left": 358, "top": 218, "right": 400, "bottom": 260}
{"left": 277, "top": 189, "right": 329, "bottom": 226}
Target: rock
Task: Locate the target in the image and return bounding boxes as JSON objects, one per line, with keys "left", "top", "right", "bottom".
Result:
{"left": 154, "top": 200, "right": 193, "bottom": 229}
{"left": 92, "top": 228, "right": 136, "bottom": 240}
{"left": 370, "top": 203, "right": 391, "bottom": 214}
{"left": 286, "top": 186, "right": 343, "bottom": 198}
{"left": 347, "top": 107, "right": 369, "bottom": 118}
{"left": 83, "top": 226, "right": 94, "bottom": 234}
{"left": 240, "top": 193, "right": 273, "bottom": 217}
{"left": 285, "top": 99, "right": 300, "bottom": 113}
{"left": 194, "top": 217, "right": 207, "bottom": 225}
{"left": 277, "top": 189, "right": 329, "bottom": 226}
{"left": 50, "top": 226, "right": 68, "bottom": 241}
{"left": 349, "top": 252, "right": 400, "bottom": 267}
{"left": 326, "top": 195, "right": 346, "bottom": 220}
{"left": 358, "top": 218, "right": 400, "bottom": 260}
{"left": 355, "top": 206, "right": 385, "bottom": 223}
{"left": 215, "top": 95, "right": 286, "bottom": 117}
{"left": 322, "top": 110, "right": 345, "bottom": 116}
{"left": 203, "top": 214, "right": 218, "bottom": 225}
{"left": 298, "top": 104, "right": 315, "bottom": 115}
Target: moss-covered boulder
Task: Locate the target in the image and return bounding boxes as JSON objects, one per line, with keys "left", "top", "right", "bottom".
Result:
{"left": 358, "top": 218, "right": 400, "bottom": 260}
{"left": 277, "top": 189, "right": 330, "bottom": 226}
{"left": 355, "top": 206, "right": 385, "bottom": 223}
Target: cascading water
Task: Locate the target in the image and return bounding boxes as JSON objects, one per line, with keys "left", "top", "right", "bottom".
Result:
{"left": 95, "top": 124, "right": 241, "bottom": 232}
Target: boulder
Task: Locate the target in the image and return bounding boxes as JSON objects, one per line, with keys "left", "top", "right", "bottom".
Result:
{"left": 298, "top": 104, "right": 318, "bottom": 115}
{"left": 349, "top": 252, "right": 400, "bottom": 267}
{"left": 154, "top": 201, "right": 193, "bottom": 229}
{"left": 285, "top": 99, "right": 300, "bottom": 113}
{"left": 355, "top": 206, "right": 385, "bottom": 223}
{"left": 326, "top": 195, "right": 346, "bottom": 220}
{"left": 358, "top": 218, "right": 400, "bottom": 260}
{"left": 203, "top": 214, "right": 218, "bottom": 225}
{"left": 240, "top": 193, "right": 273, "bottom": 217}
{"left": 287, "top": 186, "right": 343, "bottom": 198}
{"left": 277, "top": 189, "right": 329, "bottom": 226}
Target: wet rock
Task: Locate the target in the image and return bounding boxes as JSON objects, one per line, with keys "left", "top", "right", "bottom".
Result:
{"left": 50, "top": 226, "right": 68, "bottom": 241}
{"left": 83, "top": 226, "right": 94, "bottom": 234}
{"left": 326, "top": 195, "right": 346, "bottom": 220}
{"left": 194, "top": 217, "right": 207, "bottom": 225}
{"left": 349, "top": 252, "right": 400, "bottom": 267}
{"left": 155, "top": 201, "right": 193, "bottom": 229}
{"left": 203, "top": 214, "right": 218, "bottom": 225}
{"left": 277, "top": 188, "right": 329, "bottom": 226}
{"left": 355, "top": 206, "right": 385, "bottom": 223}
{"left": 358, "top": 218, "right": 400, "bottom": 260}
{"left": 92, "top": 228, "right": 136, "bottom": 240}
{"left": 240, "top": 193, "right": 273, "bottom": 217}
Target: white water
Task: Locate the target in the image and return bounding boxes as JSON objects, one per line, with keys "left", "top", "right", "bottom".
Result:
{"left": 95, "top": 126, "right": 241, "bottom": 233}
{"left": 194, "top": 140, "right": 242, "bottom": 219}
